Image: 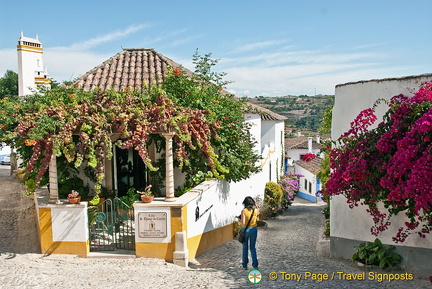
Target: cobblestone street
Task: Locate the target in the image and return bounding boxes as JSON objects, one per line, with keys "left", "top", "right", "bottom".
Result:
{"left": 0, "top": 196, "right": 430, "bottom": 288}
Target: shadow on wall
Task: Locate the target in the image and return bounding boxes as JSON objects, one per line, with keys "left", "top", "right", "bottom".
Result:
{"left": 217, "top": 180, "right": 230, "bottom": 203}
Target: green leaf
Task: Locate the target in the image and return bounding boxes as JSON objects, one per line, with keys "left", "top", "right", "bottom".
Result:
{"left": 373, "top": 238, "right": 382, "bottom": 247}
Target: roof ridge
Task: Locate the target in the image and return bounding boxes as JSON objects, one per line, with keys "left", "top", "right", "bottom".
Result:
{"left": 122, "top": 48, "right": 155, "bottom": 51}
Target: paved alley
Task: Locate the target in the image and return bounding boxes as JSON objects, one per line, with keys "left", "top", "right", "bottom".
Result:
{"left": 0, "top": 197, "right": 430, "bottom": 288}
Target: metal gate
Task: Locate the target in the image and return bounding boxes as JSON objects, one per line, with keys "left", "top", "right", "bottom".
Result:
{"left": 88, "top": 198, "right": 135, "bottom": 251}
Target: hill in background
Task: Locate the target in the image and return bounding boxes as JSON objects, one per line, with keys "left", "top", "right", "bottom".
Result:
{"left": 249, "top": 94, "right": 334, "bottom": 136}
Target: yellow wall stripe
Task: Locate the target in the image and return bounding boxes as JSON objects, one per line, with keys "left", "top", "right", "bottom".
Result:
{"left": 187, "top": 223, "right": 234, "bottom": 259}
{"left": 17, "top": 46, "right": 43, "bottom": 53}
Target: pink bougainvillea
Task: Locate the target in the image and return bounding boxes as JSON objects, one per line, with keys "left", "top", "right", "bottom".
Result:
{"left": 301, "top": 153, "right": 316, "bottom": 162}
{"left": 322, "top": 81, "right": 432, "bottom": 243}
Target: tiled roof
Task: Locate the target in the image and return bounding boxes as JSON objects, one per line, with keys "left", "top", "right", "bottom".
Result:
{"left": 74, "top": 48, "right": 188, "bottom": 92}
{"left": 296, "top": 157, "right": 323, "bottom": 175}
{"left": 74, "top": 48, "right": 286, "bottom": 122}
{"left": 246, "top": 102, "right": 287, "bottom": 121}
{"left": 285, "top": 136, "right": 321, "bottom": 151}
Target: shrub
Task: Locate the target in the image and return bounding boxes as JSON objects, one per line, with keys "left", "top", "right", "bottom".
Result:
{"left": 278, "top": 172, "right": 303, "bottom": 207}
{"left": 264, "top": 181, "right": 284, "bottom": 214}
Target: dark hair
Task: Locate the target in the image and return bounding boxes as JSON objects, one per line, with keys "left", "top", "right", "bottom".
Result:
{"left": 242, "top": 196, "right": 255, "bottom": 210}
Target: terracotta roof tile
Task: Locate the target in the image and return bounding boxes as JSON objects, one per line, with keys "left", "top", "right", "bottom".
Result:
{"left": 285, "top": 136, "right": 321, "bottom": 150}
{"left": 296, "top": 157, "right": 323, "bottom": 175}
{"left": 74, "top": 48, "right": 187, "bottom": 92}
{"left": 246, "top": 102, "right": 287, "bottom": 121}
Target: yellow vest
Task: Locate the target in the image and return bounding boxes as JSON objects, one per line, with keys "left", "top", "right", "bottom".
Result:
{"left": 243, "top": 208, "right": 258, "bottom": 227}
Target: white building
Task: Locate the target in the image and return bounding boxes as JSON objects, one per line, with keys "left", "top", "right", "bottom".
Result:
{"left": 17, "top": 32, "right": 50, "bottom": 96}
{"left": 294, "top": 157, "right": 323, "bottom": 202}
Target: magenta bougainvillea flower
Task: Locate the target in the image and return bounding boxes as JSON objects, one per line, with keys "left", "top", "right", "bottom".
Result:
{"left": 322, "top": 81, "right": 432, "bottom": 243}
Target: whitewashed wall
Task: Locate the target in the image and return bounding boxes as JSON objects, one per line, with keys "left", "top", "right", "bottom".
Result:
{"left": 51, "top": 205, "right": 89, "bottom": 242}
{"left": 244, "top": 113, "right": 262, "bottom": 154}
{"left": 263, "top": 121, "right": 285, "bottom": 182}
{"left": 187, "top": 166, "right": 269, "bottom": 238}
{"left": 295, "top": 164, "right": 321, "bottom": 202}
{"left": 186, "top": 115, "right": 284, "bottom": 237}
{"left": 331, "top": 74, "right": 432, "bottom": 274}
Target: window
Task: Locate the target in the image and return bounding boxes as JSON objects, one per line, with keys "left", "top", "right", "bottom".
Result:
{"left": 308, "top": 181, "right": 312, "bottom": 193}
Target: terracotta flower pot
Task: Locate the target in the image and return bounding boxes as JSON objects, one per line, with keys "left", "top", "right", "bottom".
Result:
{"left": 67, "top": 196, "right": 81, "bottom": 204}
{"left": 141, "top": 195, "right": 154, "bottom": 203}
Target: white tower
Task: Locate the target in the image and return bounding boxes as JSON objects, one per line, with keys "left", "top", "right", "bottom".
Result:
{"left": 17, "top": 32, "right": 50, "bottom": 96}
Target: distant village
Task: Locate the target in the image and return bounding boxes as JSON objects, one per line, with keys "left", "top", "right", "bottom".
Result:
{"left": 249, "top": 94, "right": 334, "bottom": 136}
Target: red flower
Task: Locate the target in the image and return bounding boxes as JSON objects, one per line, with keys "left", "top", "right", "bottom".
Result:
{"left": 173, "top": 68, "right": 183, "bottom": 76}
{"left": 301, "top": 153, "right": 316, "bottom": 162}
{"left": 25, "top": 139, "right": 36, "bottom": 146}
{"left": 0, "top": 125, "right": 5, "bottom": 129}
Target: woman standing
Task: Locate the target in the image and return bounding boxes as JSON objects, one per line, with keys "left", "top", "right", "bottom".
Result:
{"left": 241, "top": 196, "right": 260, "bottom": 270}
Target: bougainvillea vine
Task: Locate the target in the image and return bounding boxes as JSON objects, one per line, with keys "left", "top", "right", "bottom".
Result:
{"left": 322, "top": 81, "right": 432, "bottom": 243}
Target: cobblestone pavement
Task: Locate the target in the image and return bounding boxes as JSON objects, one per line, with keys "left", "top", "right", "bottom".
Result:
{"left": 0, "top": 198, "right": 430, "bottom": 289}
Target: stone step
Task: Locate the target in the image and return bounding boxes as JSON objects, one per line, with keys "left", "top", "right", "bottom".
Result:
{"left": 87, "top": 251, "right": 136, "bottom": 259}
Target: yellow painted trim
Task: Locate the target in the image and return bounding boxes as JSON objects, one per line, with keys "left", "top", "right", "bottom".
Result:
{"left": 136, "top": 243, "right": 173, "bottom": 260}
{"left": 38, "top": 208, "right": 89, "bottom": 257}
{"left": 260, "top": 153, "right": 270, "bottom": 169}
{"left": 181, "top": 206, "right": 187, "bottom": 233}
{"left": 17, "top": 46, "right": 43, "bottom": 53}
{"left": 34, "top": 77, "right": 50, "bottom": 85}
{"left": 187, "top": 223, "right": 234, "bottom": 260}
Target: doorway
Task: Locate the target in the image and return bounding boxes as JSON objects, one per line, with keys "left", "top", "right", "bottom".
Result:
{"left": 115, "top": 147, "right": 148, "bottom": 196}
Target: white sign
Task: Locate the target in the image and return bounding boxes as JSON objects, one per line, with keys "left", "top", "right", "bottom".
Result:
{"left": 138, "top": 212, "right": 168, "bottom": 238}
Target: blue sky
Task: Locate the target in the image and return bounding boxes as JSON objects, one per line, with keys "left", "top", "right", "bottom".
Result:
{"left": 0, "top": 0, "right": 431, "bottom": 97}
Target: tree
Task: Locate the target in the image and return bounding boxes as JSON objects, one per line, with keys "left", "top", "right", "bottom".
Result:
{"left": 162, "top": 51, "right": 261, "bottom": 183}
{"left": 0, "top": 70, "right": 18, "bottom": 97}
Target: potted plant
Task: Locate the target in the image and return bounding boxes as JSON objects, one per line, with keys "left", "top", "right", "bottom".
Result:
{"left": 67, "top": 190, "right": 81, "bottom": 204}
{"left": 138, "top": 185, "right": 154, "bottom": 203}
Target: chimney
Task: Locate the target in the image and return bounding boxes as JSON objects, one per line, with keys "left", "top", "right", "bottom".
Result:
{"left": 308, "top": 137, "right": 313, "bottom": 153}
{"left": 297, "top": 131, "right": 301, "bottom": 137}
{"left": 316, "top": 135, "right": 320, "bottom": 144}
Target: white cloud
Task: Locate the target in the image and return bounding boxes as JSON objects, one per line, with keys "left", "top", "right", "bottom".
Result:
{"left": 229, "top": 40, "right": 288, "bottom": 54}
{"left": 44, "top": 49, "right": 112, "bottom": 82}
{"left": 225, "top": 61, "right": 413, "bottom": 97}
{"left": 0, "top": 49, "right": 18, "bottom": 74}
{"left": 67, "top": 24, "right": 149, "bottom": 51}
{"left": 216, "top": 43, "right": 414, "bottom": 96}
{"left": 221, "top": 49, "right": 379, "bottom": 68}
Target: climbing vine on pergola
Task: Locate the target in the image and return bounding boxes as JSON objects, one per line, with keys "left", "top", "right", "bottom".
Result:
{"left": 0, "top": 53, "right": 261, "bottom": 195}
